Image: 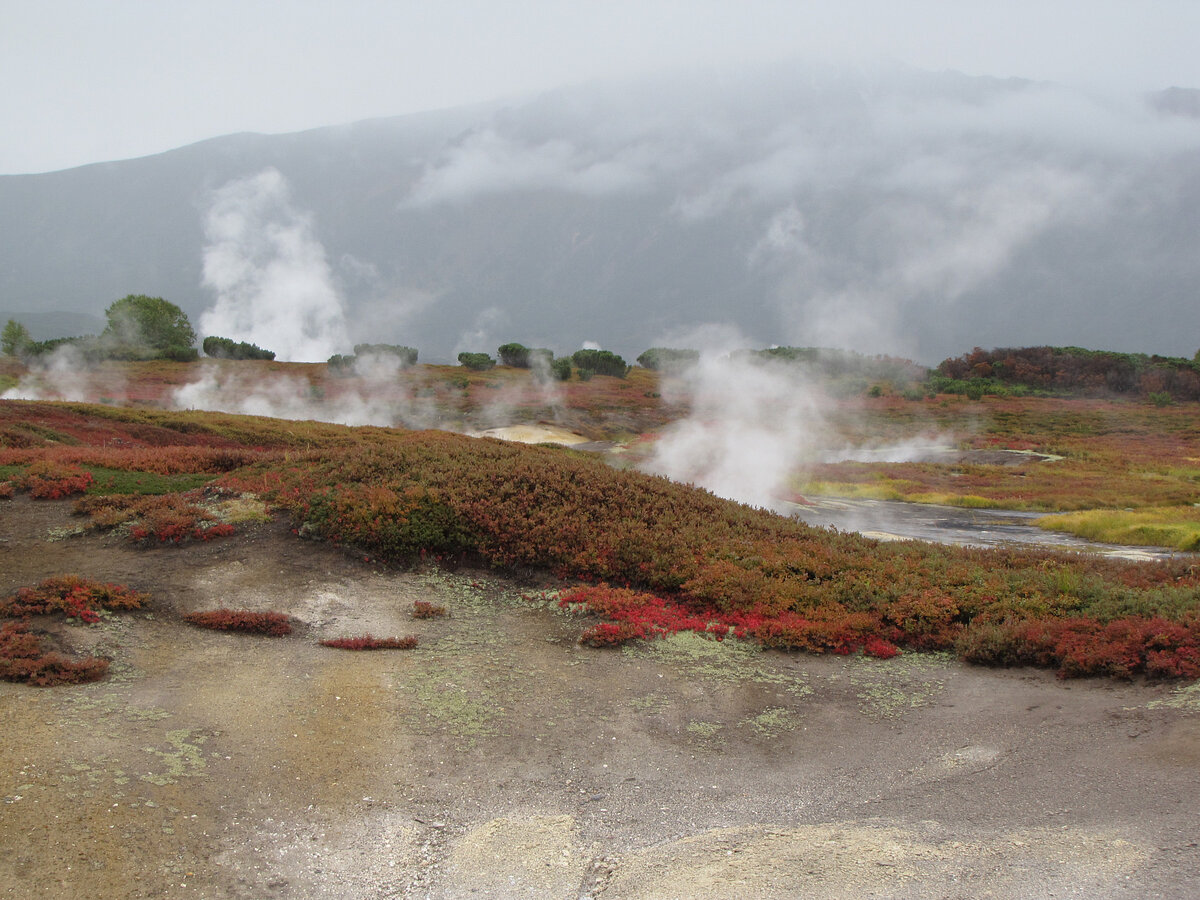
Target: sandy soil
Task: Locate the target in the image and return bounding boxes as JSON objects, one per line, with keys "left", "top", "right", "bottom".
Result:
{"left": 1, "top": 494, "right": 1199, "bottom": 899}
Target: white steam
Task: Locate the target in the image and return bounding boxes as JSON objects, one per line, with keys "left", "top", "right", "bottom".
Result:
{"left": 199, "top": 168, "right": 350, "bottom": 362}
{"left": 1, "top": 345, "right": 106, "bottom": 402}
{"left": 641, "top": 344, "right": 831, "bottom": 511}
{"left": 171, "top": 362, "right": 440, "bottom": 429}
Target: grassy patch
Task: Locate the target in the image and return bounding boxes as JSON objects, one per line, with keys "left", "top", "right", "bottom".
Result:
{"left": 1037, "top": 507, "right": 1200, "bottom": 551}
{"left": 85, "top": 467, "right": 214, "bottom": 496}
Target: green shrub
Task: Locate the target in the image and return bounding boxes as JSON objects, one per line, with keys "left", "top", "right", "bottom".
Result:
{"left": 100, "top": 295, "right": 196, "bottom": 360}
{"left": 571, "top": 349, "right": 628, "bottom": 378}
{"left": 458, "top": 352, "right": 496, "bottom": 371}
{"left": 203, "top": 336, "right": 276, "bottom": 360}
{"left": 354, "top": 344, "right": 418, "bottom": 367}
{"left": 498, "top": 343, "right": 531, "bottom": 367}
{"left": 637, "top": 348, "right": 699, "bottom": 372}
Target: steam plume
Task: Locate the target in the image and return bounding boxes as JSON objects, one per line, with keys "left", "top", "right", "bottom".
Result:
{"left": 199, "top": 168, "right": 350, "bottom": 362}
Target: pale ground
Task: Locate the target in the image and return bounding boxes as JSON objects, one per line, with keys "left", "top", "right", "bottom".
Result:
{"left": 1, "top": 495, "right": 1199, "bottom": 899}
{"left": 468, "top": 425, "right": 594, "bottom": 446}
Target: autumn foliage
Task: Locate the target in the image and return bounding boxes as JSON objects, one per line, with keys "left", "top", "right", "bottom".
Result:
{"left": 412, "top": 600, "right": 447, "bottom": 619}
{"left": 3, "top": 395, "right": 1200, "bottom": 680}
{"left": 75, "top": 492, "right": 237, "bottom": 543}
{"left": 0, "top": 575, "right": 148, "bottom": 622}
{"left": 0, "top": 621, "right": 110, "bottom": 686}
{"left": 18, "top": 460, "right": 93, "bottom": 498}
{"left": 320, "top": 634, "right": 418, "bottom": 650}
{"left": 0, "top": 576, "right": 148, "bottom": 686}
{"left": 183, "top": 609, "right": 293, "bottom": 636}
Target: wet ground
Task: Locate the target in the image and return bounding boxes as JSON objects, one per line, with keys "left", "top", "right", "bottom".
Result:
{"left": 788, "top": 497, "right": 1191, "bottom": 562}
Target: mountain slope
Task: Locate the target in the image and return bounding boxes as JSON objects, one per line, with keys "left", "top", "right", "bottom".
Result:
{"left": 2, "top": 64, "right": 1198, "bottom": 363}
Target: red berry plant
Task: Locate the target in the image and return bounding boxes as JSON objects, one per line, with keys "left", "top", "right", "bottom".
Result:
{"left": 182, "top": 609, "right": 293, "bottom": 636}
{"left": 320, "top": 634, "right": 419, "bottom": 650}
{"left": 19, "top": 460, "right": 93, "bottom": 499}
{"left": 0, "top": 575, "right": 149, "bottom": 686}
{"left": 412, "top": 600, "right": 447, "bottom": 619}
{"left": 75, "top": 492, "right": 237, "bottom": 544}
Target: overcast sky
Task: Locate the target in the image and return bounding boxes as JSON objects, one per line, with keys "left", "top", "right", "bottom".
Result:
{"left": 4, "top": 0, "right": 1199, "bottom": 175}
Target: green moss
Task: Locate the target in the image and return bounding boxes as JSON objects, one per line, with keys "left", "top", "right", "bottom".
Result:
{"left": 741, "top": 707, "right": 801, "bottom": 737}
{"left": 630, "top": 692, "right": 671, "bottom": 713}
{"left": 686, "top": 720, "right": 724, "bottom": 741}
{"left": 1148, "top": 681, "right": 1200, "bottom": 712}
{"left": 85, "top": 468, "right": 214, "bottom": 496}
{"left": 626, "top": 631, "right": 810, "bottom": 696}
{"left": 847, "top": 652, "right": 950, "bottom": 720}
{"left": 139, "top": 729, "right": 208, "bottom": 785}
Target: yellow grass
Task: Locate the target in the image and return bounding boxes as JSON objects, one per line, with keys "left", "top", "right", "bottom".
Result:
{"left": 1037, "top": 506, "right": 1200, "bottom": 551}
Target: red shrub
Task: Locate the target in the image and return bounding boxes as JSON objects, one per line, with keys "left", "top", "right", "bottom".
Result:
{"left": 320, "top": 634, "right": 418, "bottom": 650}
{"left": 0, "top": 575, "right": 147, "bottom": 620}
{"left": 579, "top": 622, "right": 648, "bottom": 647}
{"left": 82, "top": 493, "right": 237, "bottom": 545}
{"left": 412, "top": 600, "right": 447, "bottom": 619}
{"left": 20, "top": 460, "right": 93, "bottom": 499}
{"left": 956, "top": 615, "right": 1200, "bottom": 679}
{"left": 0, "top": 620, "right": 110, "bottom": 686}
{"left": 183, "top": 609, "right": 293, "bottom": 636}
{"left": 862, "top": 636, "right": 902, "bottom": 659}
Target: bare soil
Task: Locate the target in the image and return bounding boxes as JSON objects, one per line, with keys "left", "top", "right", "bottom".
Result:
{"left": 2, "top": 494, "right": 1199, "bottom": 899}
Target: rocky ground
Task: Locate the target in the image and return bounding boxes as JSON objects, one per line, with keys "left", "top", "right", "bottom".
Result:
{"left": 1, "top": 494, "right": 1199, "bottom": 899}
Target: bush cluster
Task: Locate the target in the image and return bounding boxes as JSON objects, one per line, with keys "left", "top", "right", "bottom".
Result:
{"left": 0, "top": 621, "right": 110, "bottom": 686}
{"left": 202, "top": 336, "right": 276, "bottom": 360}
{"left": 75, "top": 492, "right": 237, "bottom": 544}
{"left": 936, "top": 345, "right": 1200, "bottom": 400}
{"left": 636, "top": 348, "right": 700, "bottom": 373}
{"left": 328, "top": 344, "right": 418, "bottom": 372}
{"left": 0, "top": 575, "right": 148, "bottom": 620}
{"left": 0, "top": 576, "right": 148, "bottom": 687}
{"left": 457, "top": 352, "right": 496, "bottom": 371}
{"left": 182, "top": 609, "right": 293, "bottom": 636}
{"left": 571, "top": 349, "right": 628, "bottom": 378}
{"left": 412, "top": 600, "right": 447, "bottom": 619}
{"left": 7, "top": 399, "right": 1200, "bottom": 681}
{"left": 18, "top": 460, "right": 93, "bottom": 498}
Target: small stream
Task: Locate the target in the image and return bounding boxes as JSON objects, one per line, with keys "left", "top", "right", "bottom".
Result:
{"left": 787, "top": 497, "right": 1191, "bottom": 562}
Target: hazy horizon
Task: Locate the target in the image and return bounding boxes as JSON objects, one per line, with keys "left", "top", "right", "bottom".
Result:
{"left": 5, "top": 1, "right": 1200, "bottom": 175}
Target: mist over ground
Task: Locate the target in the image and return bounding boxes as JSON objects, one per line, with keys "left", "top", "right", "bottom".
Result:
{"left": 2, "top": 62, "right": 1199, "bottom": 364}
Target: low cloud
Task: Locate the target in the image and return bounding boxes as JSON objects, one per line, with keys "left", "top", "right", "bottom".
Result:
{"left": 404, "top": 128, "right": 657, "bottom": 207}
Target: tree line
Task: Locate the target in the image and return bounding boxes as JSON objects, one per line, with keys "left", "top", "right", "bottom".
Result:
{"left": 6, "top": 299, "right": 1198, "bottom": 404}
{"left": 3, "top": 296, "right": 269, "bottom": 363}
{"left": 935, "top": 346, "right": 1200, "bottom": 402}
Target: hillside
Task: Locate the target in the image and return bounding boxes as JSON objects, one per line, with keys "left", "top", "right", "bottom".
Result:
{"left": 3, "top": 382, "right": 1200, "bottom": 896}
{"left": 3, "top": 65, "right": 1200, "bottom": 363}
